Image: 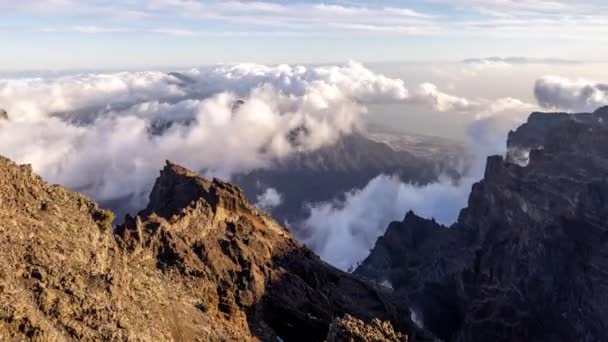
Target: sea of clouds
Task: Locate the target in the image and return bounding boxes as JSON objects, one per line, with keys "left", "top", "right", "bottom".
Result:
{"left": 0, "top": 62, "right": 412, "bottom": 210}
{"left": 298, "top": 68, "right": 608, "bottom": 270}
{"left": 1, "top": 61, "right": 605, "bottom": 270}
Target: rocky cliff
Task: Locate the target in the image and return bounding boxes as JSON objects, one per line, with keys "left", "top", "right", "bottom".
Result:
{"left": 356, "top": 106, "right": 608, "bottom": 342}
{"left": 0, "top": 157, "right": 427, "bottom": 341}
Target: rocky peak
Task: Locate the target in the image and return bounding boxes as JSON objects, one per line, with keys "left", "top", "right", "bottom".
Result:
{"left": 116, "top": 160, "right": 430, "bottom": 341}
{"left": 0, "top": 154, "right": 429, "bottom": 341}
{"left": 327, "top": 314, "right": 409, "bottom": 342}
{"left": 145, "top": 160, "right": 252, "bottom": 221}
{"left": 593, "top": 105, "right": 608, "bottom": 116}
{"left": 357, "top": 108, "right": 608, "bottom": 341}
{"left": 506, "top": 105, "right": 608, "bottom": 165}
{"left": 0, "top": 109, "right": 7, "bottom": 120}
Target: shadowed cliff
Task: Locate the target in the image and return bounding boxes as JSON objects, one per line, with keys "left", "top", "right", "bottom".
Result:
{"left": 356, "top": 107, "right": 608, "bottom": 342}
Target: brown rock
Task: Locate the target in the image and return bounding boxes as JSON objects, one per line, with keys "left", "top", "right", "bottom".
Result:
{"left": 327, "top": 314, "right": 408, "bottom": 342}
{"left": 0, "top": 157, "right": 427, "bottom": 341}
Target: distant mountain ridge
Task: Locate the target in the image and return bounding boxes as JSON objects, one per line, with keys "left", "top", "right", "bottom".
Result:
{"left": 233, "top": 131, "right": 464, "bottom": 226}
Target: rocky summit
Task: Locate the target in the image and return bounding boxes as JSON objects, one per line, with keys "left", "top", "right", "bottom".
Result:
{"left": 356, "top": 107, "right": 608, "bottom": 342}
{"left": 0, "top": 157, "right": 428, "bottom": 341}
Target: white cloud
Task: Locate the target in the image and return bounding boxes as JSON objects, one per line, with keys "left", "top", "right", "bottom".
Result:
{"left": 4, "top": 1, "right": 440, "bottom": 37}
{"left": 255, "top": 188, "right": 283, "bottom": 211}
{"left": 534, "top": 76, "right": 608, "bottom": 112}
{"left": 463, "top": 57, "right": 581, "bottom": 65}
{"left": 5, "top": 0, "right": 608, "bottom": 46}
{"left": 0, "top": 71, "right": 185, "bottom": 122}
{"left": 0, "top": 61, "right": 410, "bottom": 213}
{"left": 0, "top": 59, "right": 541, "bottom": 270}
{"left": 300, "top": 174, "right": 475, "bottom": 271}
{"left": 414, "top": 83, "right": 474, "bottom": 112}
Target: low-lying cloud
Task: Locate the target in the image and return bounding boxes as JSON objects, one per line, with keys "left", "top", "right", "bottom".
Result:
{"left": 300, "top": 174, "right": 475, "bottom": 270}
{"left": 534, "top": 76, "right": 608, "bottom": 112}
{"left": 0, "top": 62, "right": 411, "bottom": 213}
{"left": 0, "top": 60, "right": 520, "bottom": 216}
{"left": 413, "top": 83, "right": 473, "bottom": 112}
{"left": 0, "top": 60, "right": 544, "bottom": 271}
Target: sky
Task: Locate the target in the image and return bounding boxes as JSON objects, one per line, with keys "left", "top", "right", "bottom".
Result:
{"left": 2, "top": 0, "right": 608, "bottom": 70}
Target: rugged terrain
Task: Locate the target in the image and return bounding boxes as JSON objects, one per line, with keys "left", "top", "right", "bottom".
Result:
{"left": 233, "top": 132, "right": 461, "bottom": 225}
{"left": 356, "top": 107, "right": 608, "bottom": 341}
{"left": 0, "top": 156, "right": 428, "bottom": 341}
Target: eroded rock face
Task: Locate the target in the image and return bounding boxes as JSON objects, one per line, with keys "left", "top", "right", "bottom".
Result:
{"left": 0, "top": 157, "right": 254, "bottom": 341}
{"left": 357, "top": 107, "right": 608, "bottom": 342}
{"left": 116, "top": 161, "right": 429, "bottom": 341}
{"left": 326, "top": 314, "right": 408, "bottom": 342}
{"left": 0, "top": 157, "right": 426, "bottom": 341}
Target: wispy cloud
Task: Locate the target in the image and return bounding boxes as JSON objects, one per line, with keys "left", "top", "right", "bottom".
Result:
{"left": 3, "top": 0, "right": 608, "bottom": 68}
{"left": 463, "top": 57, "right": 583, "bottom": 65}
{"left": 4, "top": 1, "right": 439, "bottom": 36}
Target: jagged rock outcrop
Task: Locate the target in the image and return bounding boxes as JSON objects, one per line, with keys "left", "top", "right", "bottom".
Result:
{"left": 0, "top": 157, "right": 428, "bottom": 341}
{"left": 357, "top": 107, "right": 608, "bottom": 342}
{"left": 326, "top": 314, "right": 408, "bottom": 342}
{"left": 0, "top": 109, "right": 8, "bottom": 120}
{"left": 506, "top": 106, "right": 608, "bottom": 165}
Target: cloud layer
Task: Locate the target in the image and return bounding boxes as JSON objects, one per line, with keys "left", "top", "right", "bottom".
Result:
{"left": 0, "top": 60, "right": 546, "bottom": 270}
{"left": 0, "top": 62, "right": 411, "bottom": 213}
{"left": 463, "top": 57, "right": 582, "bottom": 65}
{"left": 7, "top": 0, "right": 608, "bottom": 40}
{"left": 535, "top": 76, "right": 608, "bottom": 112}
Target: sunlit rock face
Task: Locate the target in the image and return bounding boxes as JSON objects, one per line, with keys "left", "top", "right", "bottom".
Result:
{"left": 357, "top": 107, "right": 608, "bottom": 342}
{"left": 0, "top": 156, "right": 429, "bottom": 341}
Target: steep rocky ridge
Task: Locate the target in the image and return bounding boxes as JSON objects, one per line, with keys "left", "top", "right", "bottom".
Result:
{"left": 356, "top": 106, "right": 608, "bottom": 342}
{"left": 0, "top": 157, "right": 428, "bottom": 341}
{"left": 326, "top": 314, "right": 408, "bottom": 342}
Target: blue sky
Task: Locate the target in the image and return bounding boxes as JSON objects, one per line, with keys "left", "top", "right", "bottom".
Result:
{"left": 2, "top": 0, "right": 608, "bottom": 70}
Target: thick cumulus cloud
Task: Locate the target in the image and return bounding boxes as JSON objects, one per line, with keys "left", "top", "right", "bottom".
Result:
{"left": 0, "top": 71, "right": 185, "bottom": 122}
{"left": 534, "top": 76, "right": 608, "bottom": 112}
{"left": 0, "top": 62, "right": 409, "bottom": 212}
{"left": 300, "top": 94, "right": 538, "bottom": 271}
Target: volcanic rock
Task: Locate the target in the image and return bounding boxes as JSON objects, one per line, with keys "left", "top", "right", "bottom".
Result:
{"left": 326, "top": 314, "right": 408, "bottom": 342}
{"left": 357, "top": 107, "right": 608, "bottom": 342}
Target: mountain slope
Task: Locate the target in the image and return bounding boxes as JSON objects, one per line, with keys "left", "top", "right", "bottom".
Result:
{"left": 233, "top": 133, "right": 448, "bottom": 224}
{"left": 356, "top": 107, "right": 608, "bottom": 342}
{"left": 0, "top": 156, "right": 427, "bottom": 341}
